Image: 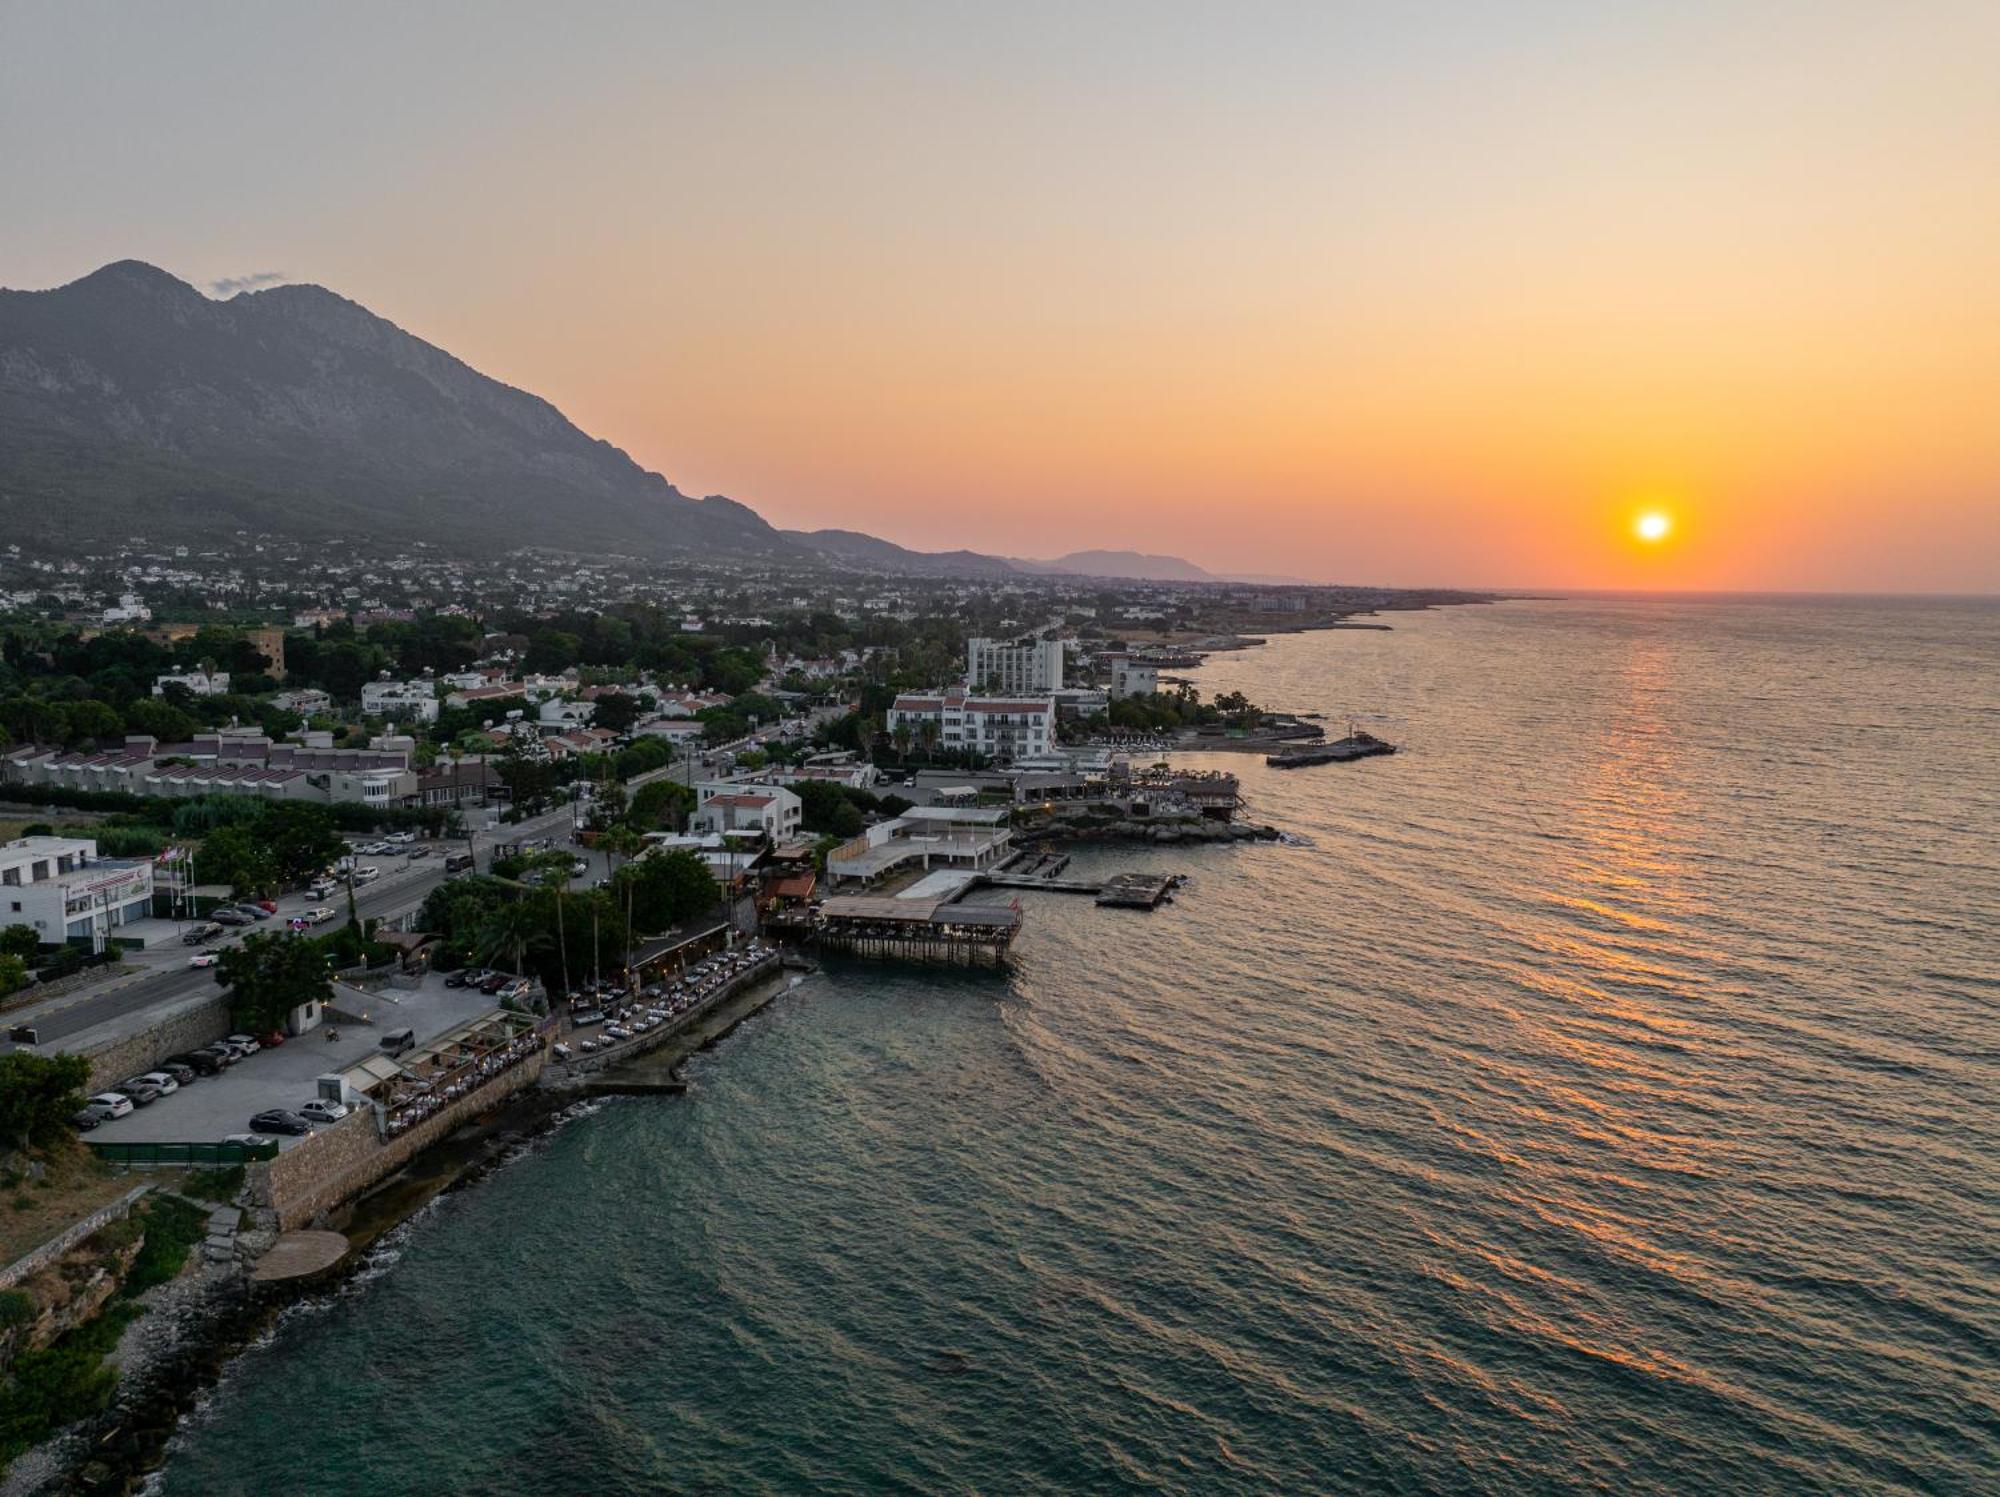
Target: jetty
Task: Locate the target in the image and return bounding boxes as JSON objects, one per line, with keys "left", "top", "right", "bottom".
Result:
{"left": 1266, "top": 730, "right": 1397, "bottom": 768}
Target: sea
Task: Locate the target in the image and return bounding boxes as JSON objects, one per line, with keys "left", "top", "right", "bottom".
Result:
{"left": 155, "top": 595, "right": 1999, "bottom": 1496}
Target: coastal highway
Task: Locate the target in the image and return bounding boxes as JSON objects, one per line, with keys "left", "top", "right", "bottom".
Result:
{"left": 3, "top": 799, "right": 587, "bottom": 1055}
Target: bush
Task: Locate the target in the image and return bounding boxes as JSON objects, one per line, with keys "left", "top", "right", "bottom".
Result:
{"left": 0, "top": 1303, "right": 139, "bottom": 1467}
{"left": 181, "top": 1165, "right": 244, "bottom": 1204}
{"left": 0, "top": 1289, "right": 30, "bottom": 1330}
{"left": 122, "top": 1195, "right": 208, "bottom": 1296}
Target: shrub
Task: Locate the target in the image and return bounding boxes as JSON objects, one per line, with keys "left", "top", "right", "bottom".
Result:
{"left": 122, "top": 1195, "right": 208, "bottom": 1296}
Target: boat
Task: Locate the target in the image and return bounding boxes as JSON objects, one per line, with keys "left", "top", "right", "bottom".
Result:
{"left": 1265, "top": 729, "right": 1397, "bottom": 768}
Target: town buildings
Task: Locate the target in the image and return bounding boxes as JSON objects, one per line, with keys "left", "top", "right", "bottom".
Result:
{"left": 887, "top": 689, "right": 1055, "bottom": 765}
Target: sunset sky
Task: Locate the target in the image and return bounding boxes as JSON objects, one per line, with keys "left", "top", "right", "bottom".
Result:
{"left": 4, "top": 2, "right": 1996, "bottom": 591}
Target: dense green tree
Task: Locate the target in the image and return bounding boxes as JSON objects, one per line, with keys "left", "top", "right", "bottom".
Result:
{"left": 628, "top": 778, "right": 692, "bottom": 833}
{"left": 0, "top": 925, "right": 39, "bottom": 960}
{"left": 122, "top": 697, "right": 198, "bottom": 744}
{"left": 0, "top": 1051, "right": 91, "bottom": 1150}
{"left": 613, "top": 849, "right": 716, "bottom": 933}
{"left": 193, "top": 824, "right": 279, "bottom": 896}
{"left": 794, "top": 779, "right": 863, "bottom": 838}
{"left": 475, "top": 900, "right": 547, "bottom": 976}
{"left": 214, "top": 931, "right": 332, "bottom": 1033}
{"left": 590, "top": 691, "right": 643, "bottom": 733}
{"left": 259, "top": 803, "right": 347, "bottom": 887}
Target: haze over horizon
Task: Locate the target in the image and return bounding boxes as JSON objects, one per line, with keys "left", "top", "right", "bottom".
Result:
{"left": 4, "top": 2, "right": 1996, "bottom": 593}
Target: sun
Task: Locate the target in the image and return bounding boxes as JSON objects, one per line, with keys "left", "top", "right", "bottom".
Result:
{"left": 1634, "top": 511, "right": 1672, "bottom": 543}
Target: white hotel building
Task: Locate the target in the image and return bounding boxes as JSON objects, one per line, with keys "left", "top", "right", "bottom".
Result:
{"left": 888, "top": 688, "right": 1055, "bottom": 766}
{"left": 965, "top": 637, "right": 1064, "bottom": 695}
{"left": 0, "top": 835, "right": 153, "bottom": 950}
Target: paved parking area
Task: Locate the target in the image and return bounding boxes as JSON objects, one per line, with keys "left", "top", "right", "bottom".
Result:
{"left": 87, "top": 973, "right": 506, "bottom": 1152}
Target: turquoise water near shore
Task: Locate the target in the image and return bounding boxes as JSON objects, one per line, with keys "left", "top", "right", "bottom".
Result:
{"left": 158, "top": 596, "right": 1999, "bottom": 1495}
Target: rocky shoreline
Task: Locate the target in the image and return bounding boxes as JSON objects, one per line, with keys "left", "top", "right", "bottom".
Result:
{"left": 3, "top": 969, "right": 807, "bottom": 1497}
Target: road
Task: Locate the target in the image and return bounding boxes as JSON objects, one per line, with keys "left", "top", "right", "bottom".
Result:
{"left": 4, "top": 800, "right": 586, "bottom": 1053}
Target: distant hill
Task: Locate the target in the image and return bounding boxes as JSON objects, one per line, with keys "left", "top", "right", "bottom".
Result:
{"left": 781, "top": 528, "right": 1018, "bottom": 577}
{"left": 1021, "top": 549, "right": 1217, "bottom": 581}
{"left": 0, "top": 261, "right": 791, "bottom": 557}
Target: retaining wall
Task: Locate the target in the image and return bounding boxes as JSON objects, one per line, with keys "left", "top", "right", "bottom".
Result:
{"left": 0, "top": 1184, "right": 153, "bottom": 1289}
{"left": 84, "top": 995, "right": 233, "bottom": 1091}
{"left": 252, "top": 1047, "right": 548, "bottom": 1230}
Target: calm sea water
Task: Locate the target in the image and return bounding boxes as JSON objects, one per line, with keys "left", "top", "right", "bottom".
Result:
{"left": 158, "top": 596, "right": 2000, "bottom": 1496}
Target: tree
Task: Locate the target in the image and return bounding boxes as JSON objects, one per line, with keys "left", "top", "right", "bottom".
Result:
{"left": 215, "top": 932, "right": 331, "bottom": 1034}
{"left": 259, "top": 803, "right": 346, "bottom": 888}
{"left": 795, "top": 779, "right": 863, "bottom": 839}
{"left": 475, "top": 900, "right": 546, "bottom": 976}
{"left": 615, "top": 849, "right": 716, "bottom": 933}
{"left": 122, "top": 697, "right": 198, "bottom": 744}
{"left": 0, "top": 924, "right": 38, "bottom": 961}
{"left": 529, "top": 851, "right": 578, "bottom": 992}
{"left": 628, "top": 778, "right": 691, "bottom": 834}
{"left": 0, "top": 1051, "right": 91, "bottom": 1152}
{"left": 590, "top": 691, "right": 643, "bottom": 733}
{"left": 0, "top": 954, "right": 29, "bottom": 1000}
{"left": 194, "top": 825, "right": 279, "bottom": 897}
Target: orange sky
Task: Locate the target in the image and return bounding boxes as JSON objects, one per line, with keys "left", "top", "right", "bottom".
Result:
{"left": 3, "top": 2, "right": 1997, "bottom": 589}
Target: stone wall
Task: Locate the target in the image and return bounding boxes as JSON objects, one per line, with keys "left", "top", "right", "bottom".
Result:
{"left": 0, "top": 1185, "right": 152, "bottom": 1290}
{"left": 253, "top": 1046, "right": 548, "bottom": 1230}
{"left": 83, "top": 996, "right": 233, "bottom": 1091}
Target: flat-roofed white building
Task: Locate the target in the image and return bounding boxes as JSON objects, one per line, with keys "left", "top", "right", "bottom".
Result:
{"left": 888, "top": 689, "right": 1054, "bottom": 766}
{"left": 691, "top": 781, "right": 802, "bottom": 840}
{"left": 966, "top": 637, "right": 1064, "bottom": 694}
{"left": 153, "top": 670, "right": 229, "bottom": 697}
{"left": 0, "top": 835, "right": 153, "bottom": 949}
{"left": 361, "top": 679, "right": 441, "bottom": 722}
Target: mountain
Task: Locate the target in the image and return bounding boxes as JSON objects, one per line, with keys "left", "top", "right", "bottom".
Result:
{"left": 0, "top": 260, "right": 790, "bottom": 557}
{"left": 1020, "top": 549, "right": 1216, "bottom": 582}
{"left": 780, "top": 528, "right": 1018, "bottom": 577}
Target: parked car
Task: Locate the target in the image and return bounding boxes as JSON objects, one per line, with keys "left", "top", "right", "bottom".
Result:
{"left": 192, "top": 1044, "right": 236, "bottom": 1069}
{"left": 219, "top": 1133, "right": 274, "bottom": 1150}
{"left": 379, "top": 1028, "right": 416, "bottom": 1057}
{"left": 210, "top": 908, "right": 254, "bottom": 927}
{"left": 254, "top": 898, "right": 279, "bottom": 913}
{"left": 299, "top": 1099, "right": 350, "bottom": 1123}
{"left": 479, "top": 972, "right": 510, "bottom": 995}
{"left": 168, "top": 1051, "right": 223, "bottom": 1077}
{"left": 138, "top": 1071, "right": 181, "bottom": 1095}
{"left": 181, "top": 922, "right": 223, "bottom": 945}
{"left": 445, "top": 968, "right": 483, "bottom": 989}
{"left": 188, "top": 951, "right": 220, "bottom": 968}
{"left": 361, "top": 841, "right": 391, "bottom": 855}
{"left": 304, "top": 906, "right": 336, "bottom": 925}
{"left": 406, "top": 845, "right": 432, "bottom": 859}
{"left": 259, "top": 1029, "right": 286, "bottom": 1048}
{"left": 69, "top": 1107, "right": 102, "bottom": 1131}
{"left": 352, "top": 866, "right": 381, "bottom": 885}
{"left": 154, "top": 1061, "right": 197, "bottom": 1086}
{"left": 248, "top": 1109, "right": 312, "bottom": 1136}
{"left": 387, "top": 830, "right": 417, "bottom": 844}
{"left": 114, "top": 1078, "right": 162, "bottom": 1106}
{"left": 225, "top": 1033, "right": 262, "bottom": 1055}
{"left": 244, "top": 903, "right": 274, "bottom": 919}
{"left": 84, "top": 1092, "right": 134, "bottom": 1120}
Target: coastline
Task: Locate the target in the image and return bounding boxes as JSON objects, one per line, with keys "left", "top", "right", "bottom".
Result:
{"left": 2, "top": 967, "right": 807, "bottom": 1497}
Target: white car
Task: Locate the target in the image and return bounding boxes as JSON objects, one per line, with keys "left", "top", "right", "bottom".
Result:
{"left": 299, "top": 1099, "right": 349, "bottom": 1123}
{"left": 86, "top": 1092, "right": 137, "bottom": 1120}
{"left": 387, "top": 830, "right": 417, "bottom": 844}
{"left": 225, "top": 1033, "right": 262, "bottom": 1054}
{"left": 304, "top": 906, "right": 337, "bottom": 925}
{"left": 139, "top": 1071, "right": 181, "bottom": 1095}
{"left": 188, "top": 951, "right": 220, "bottom": 968}
{"left": 352, "top": 866, "right": 381, "bottom": 885}
{"left": 219, "top": 1133, "right": 274, "bottom": 1149}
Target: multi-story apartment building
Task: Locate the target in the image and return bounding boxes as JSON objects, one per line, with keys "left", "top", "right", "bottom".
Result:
{"left": 361, "top": 678, "right": 441, "bottom": 722}
{"left": 965, "top": 637, "right": 1064, "bottom": 694}
{"left": 888, "top": 689, "right": 1055, "bottom": 766}
{"left": 691, "top": 780, "right": 803, "bottom": 840}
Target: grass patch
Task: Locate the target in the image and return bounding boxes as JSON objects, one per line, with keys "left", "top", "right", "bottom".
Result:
{"left": 0, "top": 1301, "right": 141, "bottom": 1473}
{"left": 120, "top": 1196, "right": 208, "bottom": 1298}
{"left": 179, "top": 1166, "right": 244, "bottom": 1205}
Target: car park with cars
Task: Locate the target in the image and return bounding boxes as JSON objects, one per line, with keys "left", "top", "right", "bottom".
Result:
{"left": 249, "top": 1109, "right": 312, "bottom": 1136}
{"left": 300, "top": 1099, "right": 350, "bottom": 1123}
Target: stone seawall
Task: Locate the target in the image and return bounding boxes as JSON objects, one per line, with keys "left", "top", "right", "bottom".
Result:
{"left": 83, "top": 996, "right": 233, "bottom": 1092}
{"left": 253, "top": 1047, "right": 549, "bottom": 1230}
{"left": 0, "top": 1185, "right": 152, "bottom": 1291}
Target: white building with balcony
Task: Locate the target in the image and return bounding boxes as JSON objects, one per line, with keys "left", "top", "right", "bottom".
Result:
{"left": 0, "top": 835, "right": 153, "bottom": 949}
{"left": 153, "top": 670, "right": 230, "bottom": 697}
{"left": 690, "top": 781, "right": 802, "bottom": 841}
{"left": 888, "top": 689, "right": 1054, "bottom": 766}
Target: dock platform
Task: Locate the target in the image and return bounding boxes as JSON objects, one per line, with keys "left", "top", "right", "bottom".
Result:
{"left": 1094, "top": 872, "right": 1178, "bottom": 909}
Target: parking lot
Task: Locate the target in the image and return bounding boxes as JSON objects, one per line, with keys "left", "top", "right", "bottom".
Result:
{"left": 83, "top": 972, "right": 509, "bottom": 1152}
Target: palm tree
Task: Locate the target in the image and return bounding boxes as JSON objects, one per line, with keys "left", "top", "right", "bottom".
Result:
{"left": 475, "top": 899, "right": 545, "bottom": 977}
{"left": 597, "top": 824, "right": 644, "bottom": 980}
{"left": 532, "top": 850, "right": 575, "bottom": 994}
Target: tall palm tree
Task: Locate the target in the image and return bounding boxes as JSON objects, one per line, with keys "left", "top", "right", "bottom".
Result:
{"left": 533, "top": 850, "right": 575, "bottom": 994}
{"left": 475, "top": 899, "right": 545, "bottom": 977}
{"left": 598, "top": 824, "right": 644, "bottom": 980}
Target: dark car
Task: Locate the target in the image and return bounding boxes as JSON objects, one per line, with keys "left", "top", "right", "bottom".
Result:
{"left": 479, "top": 972, "right": 510, "bottom": 995}
{"left": 155, "top": 1060, "right": 197, "bottom": 1085}
{"left": 210, "top": 908, "right": 254, "bottom": 926}
{"left": 169, "top": 1050, "right": 224, "bottom": 1076}
{"left": 69, "top": 1107, "right": 101, "bottom": 1131}
{"left": 445, "top": 967, "right": 481, "bottom": 989}
{"left": 194, "top": 1044, "right": 237, "bottom": 1069}
{"left": 249, "top": 1109, "right": 313, "bottom": 1136}
{"left": 115, "top": 1078, "right": 162, "bottom": 1106}
{"left": 406, "top": 845, "right": 432, "bottom": 859}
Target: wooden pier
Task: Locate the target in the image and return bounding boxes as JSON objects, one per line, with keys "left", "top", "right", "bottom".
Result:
{"left": 818, "top": 894, "right": 1021, "bottom": 965}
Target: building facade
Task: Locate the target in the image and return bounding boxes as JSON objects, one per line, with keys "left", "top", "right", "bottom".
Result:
{"left": 0, "top": 835, "right": 153, "bottom": 949}
{"left": 888, "top": 689, "right": 1055, "bottom": 765}
{"left": 965, "top": 637, "right": 1065, "bottom": 694}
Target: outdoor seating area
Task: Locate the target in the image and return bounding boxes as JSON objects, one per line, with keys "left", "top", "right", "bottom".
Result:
{"left": 380, "top": 1013, "right": 545, "bottom": 1136}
